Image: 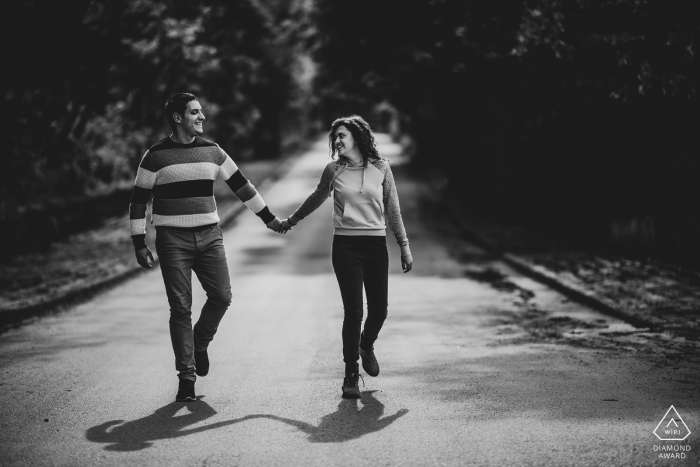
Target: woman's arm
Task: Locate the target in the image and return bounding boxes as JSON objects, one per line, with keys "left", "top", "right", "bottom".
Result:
{"left": 381, "top": 163, "right": 412, "bottom": 271}
{"left": 287, "top": 162, "right": 336, "bottom": 225}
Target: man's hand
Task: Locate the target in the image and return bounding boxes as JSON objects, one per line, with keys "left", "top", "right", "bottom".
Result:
{"left": 136, "top": 247, "right": 155, "bottom": 269}
{"left": 266, "top": 217, "right": 285, "bottom": 234}
{"left": 401, "top": 254, "right": 413, "bottom": 273}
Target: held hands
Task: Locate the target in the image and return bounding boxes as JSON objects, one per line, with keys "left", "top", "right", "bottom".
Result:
{"left": 279, "top": 218, "right": 294, "bottom": 233}
{"left": 401, "top": 254, "right": 413, "bottom": 273}
{"left": 136, "top": 247, "right": 154, "bottom": 269}
{"left": 266, "top": 217, "right": 284, "bottom": 233}
{"left": 266, "top": 217, "right": 294, "bottom": 234}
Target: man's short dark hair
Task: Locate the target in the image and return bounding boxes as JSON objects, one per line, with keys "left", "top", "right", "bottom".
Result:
{"left": 165, "top": 93, "right": 198, "bottom": 131}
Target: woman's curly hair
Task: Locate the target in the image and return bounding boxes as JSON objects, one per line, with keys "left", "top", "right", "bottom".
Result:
{"left": 328, "top": 115, "right": 380, "bottom": 164}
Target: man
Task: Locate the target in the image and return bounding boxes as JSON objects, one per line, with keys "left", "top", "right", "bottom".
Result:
{"left": 129, "top": 93, "right": 284, "bottom": 401}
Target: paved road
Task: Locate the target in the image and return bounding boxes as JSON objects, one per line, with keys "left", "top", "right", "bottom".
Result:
{"left": 1, "top": 136, "right": 699, "bottom": 466}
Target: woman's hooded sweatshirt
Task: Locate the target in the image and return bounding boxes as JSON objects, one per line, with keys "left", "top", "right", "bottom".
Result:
{"left": 289, "top": 157, "right": 410, "bottom": 257}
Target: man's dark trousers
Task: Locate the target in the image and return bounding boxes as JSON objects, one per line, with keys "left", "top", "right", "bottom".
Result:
{"left": 155, "top": 224, "right": 232, "bottom": 382}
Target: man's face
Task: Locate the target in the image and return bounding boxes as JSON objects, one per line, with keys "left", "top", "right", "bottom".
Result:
{"left": 174, "top": 100, "right": 205, "bottom": 137}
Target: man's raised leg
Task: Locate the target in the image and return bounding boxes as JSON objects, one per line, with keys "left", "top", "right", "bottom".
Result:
{"left": 192, "top": 226, "right": 232, "bottom": 376}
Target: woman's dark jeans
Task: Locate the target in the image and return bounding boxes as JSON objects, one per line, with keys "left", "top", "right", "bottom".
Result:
{"left": 331, "top": 235, "right": 388, "bottom": 376}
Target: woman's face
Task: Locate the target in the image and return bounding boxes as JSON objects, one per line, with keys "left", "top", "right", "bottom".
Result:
{"left": 333, "top": 125, "right": 356, "bottom": 157}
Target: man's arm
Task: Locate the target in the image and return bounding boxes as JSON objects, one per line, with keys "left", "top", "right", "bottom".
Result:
{"left": 218, "top": 149, "right": 280, "bottom": 230}
{"left": 129, "top": 152, "right": 156, "bottom": 267}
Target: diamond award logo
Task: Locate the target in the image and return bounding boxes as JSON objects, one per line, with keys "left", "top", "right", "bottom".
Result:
{"left": 654, "top": 406, "right": 691, "bottom": 441}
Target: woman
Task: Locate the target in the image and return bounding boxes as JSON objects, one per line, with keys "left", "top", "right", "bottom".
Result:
{"left": 281, "top": 115, "right": 413, "bottom": 399}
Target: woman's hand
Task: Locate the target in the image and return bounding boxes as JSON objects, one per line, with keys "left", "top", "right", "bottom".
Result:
{"left": 401, "top": 254, "right": 413, "bottom": 273}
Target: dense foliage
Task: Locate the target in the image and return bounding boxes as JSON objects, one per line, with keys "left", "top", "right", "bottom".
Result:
{"left": 1, "top": 0, "right": 314, "bottom": 202}
{"left": 1, "top": 0, "right": 312, "bottom": 257}
{"left": 4, "top": 0, "right": 699, "bottom": 260}
{"left": 312, "top": 0, "right": 700, "bottom": 254}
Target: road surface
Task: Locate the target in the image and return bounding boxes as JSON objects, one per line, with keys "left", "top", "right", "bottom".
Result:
{"left": 1, "top": 136, "right": 698, "bottom": 466}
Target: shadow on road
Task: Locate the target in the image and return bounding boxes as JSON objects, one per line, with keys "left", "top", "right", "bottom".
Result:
{"left": 85, "top": 397, "right": 260, "bottom": 451}
{"left": 86, "top": 391, "right": 408, "bottom": 450}
{"left": 258, "top": 390, "right": 408, "bottom": 443}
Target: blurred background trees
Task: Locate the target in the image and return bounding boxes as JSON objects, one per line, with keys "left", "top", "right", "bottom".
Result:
{"left": 2, "top": 0, "right": 699, "bottom": 263}
{"left": 1, "top": 0, "right": 315, "bottom": 258}
{"left": 312, "top": 0, "right": 700, "bottom": 262}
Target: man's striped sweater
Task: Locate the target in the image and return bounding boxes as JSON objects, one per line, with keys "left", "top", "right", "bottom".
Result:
{"left": 129, "top": 136, "right": 275, "bottom": 249}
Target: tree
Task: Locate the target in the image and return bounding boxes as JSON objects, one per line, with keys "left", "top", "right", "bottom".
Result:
{"left": 312, "top": 0, "right": 700, "bottom": 242}
{"left": 0, "top": 0, "right": 312, "bottom": 257}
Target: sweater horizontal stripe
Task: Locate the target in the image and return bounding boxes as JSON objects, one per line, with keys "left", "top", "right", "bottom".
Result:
{"left": 154, "top": 197, "right": 216, "bottom": 216}
{"left": 156, "top": 162, "right": 220, "bottom": 185}
{"left": 152, "top": 212, "right": 221, "bottom": 228}
{"left": 140, "top": 146, "right": 226, "bottom": 172}
{"left": 129, "top": 136, "right": 275, "bottom": 242}
{"left": 153, "top": 180, "right": 213, "bottom": 199}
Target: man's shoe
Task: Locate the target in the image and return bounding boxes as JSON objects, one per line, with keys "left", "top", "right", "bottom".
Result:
{"left": 359, "top": 347, "right": 379, "bottom": 377}
{"left": 176, "top": 379, "right": 196, "bottom": 402}
{"left": 195, "top": 349, "right": 209, "bottom": 377}
{"left": 341, "top": 373, "right": 363, "bottom": 399}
